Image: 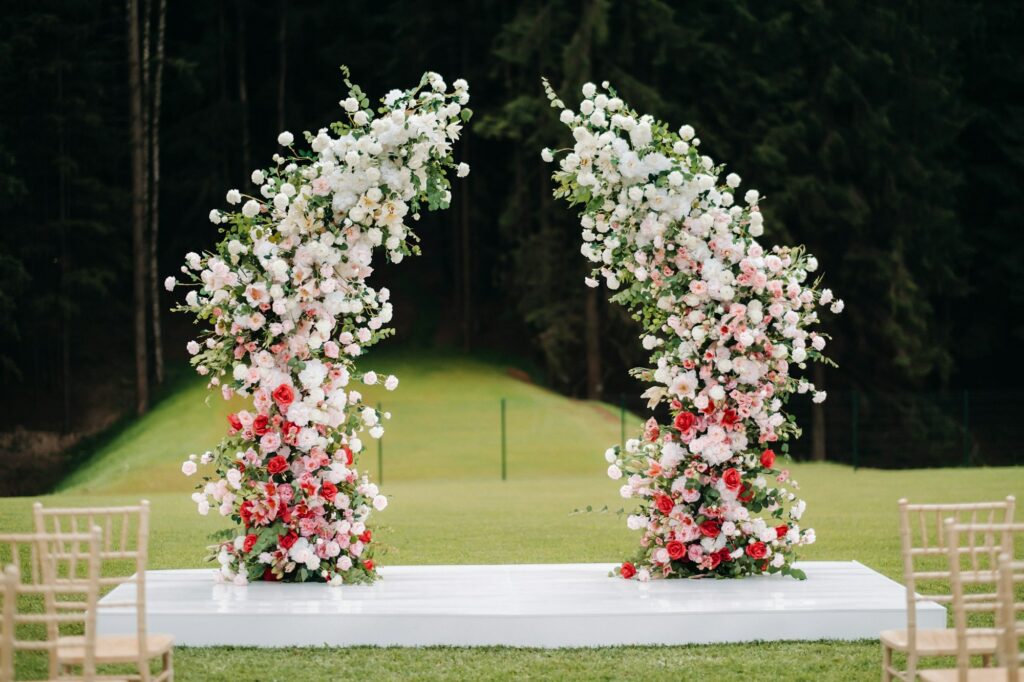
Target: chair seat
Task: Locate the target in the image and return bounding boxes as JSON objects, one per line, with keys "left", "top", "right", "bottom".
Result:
{"left": 57, "top": 633, "right": 175, "bottom": 664}
{"left": 880, "top": 628, "right": 999, "bottom": 655}
{"left": 919, "top": 668, "right": 1010, "bottom": 682}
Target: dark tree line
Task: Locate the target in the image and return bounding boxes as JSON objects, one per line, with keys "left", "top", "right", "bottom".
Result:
{"left": 0, "top": 0, "right": 1021, "bottom": 468}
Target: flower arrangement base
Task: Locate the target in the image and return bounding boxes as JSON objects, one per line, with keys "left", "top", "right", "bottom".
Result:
{"left": 96, "top": 562, "right": 943, "bottom": 647}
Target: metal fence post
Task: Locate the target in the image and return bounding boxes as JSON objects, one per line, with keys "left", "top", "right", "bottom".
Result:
{"left": 377, "top": 401, "right": 383, "bottom": 485}
{"left": 500, "top": 398, "right": 507, "bottom": 481}
{"left": 851, "top": 391, "right": 859, "bottom": 471}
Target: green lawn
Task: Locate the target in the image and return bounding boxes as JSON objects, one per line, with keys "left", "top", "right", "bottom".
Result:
{"left": 2, "top": 352, "right": 1022, "bottom": 681}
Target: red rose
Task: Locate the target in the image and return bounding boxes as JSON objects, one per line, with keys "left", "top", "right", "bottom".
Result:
{"left": 359, "top": 529, "right": 372, "bottom": 544}
{"left": 666, "top": 541, "right": 686, "bottom": 560}
{"left": 707, "top": 551, "right": 722, "bottom": 569}
{"left": 654, "top": 494, "right": 675, "bottom": 516}
{"left": 252, "top": 415, "right": 270, "bottom": 436}
{"left": 673, "top": 411, "right": 697, "bottom": 433}
{"left": 272, "top": 383, "right": 295, "bottom": 408}
{"left": 714, "top": 548, "right": 732, "bottom": 564}
{"left": 720, "top": 409, "right": 738, "bottom": 427}
{"left": 760, "top": 448, "right": 776, "bottom": 469}
{"left": 282, "top": 421, "right": 300, "bottom": 445}
{"left": 266, "top": 455, "right": 288, "bottom": 475}
{"left": 341, "top": 445, "right": 353, "bottom": 466}
{"left": 699, "top": 520, "right": 721, "bottom": 538}
{"left": 620, "top": 562, "right": 637, "bottom": 579}
{"left": 262, "top": 568, "right": 280, "bottom": 582}
{"left": 239, "top": 500, "right": 253, "bottom": 527}
{"left": 278, "top": 531, "right": 298, "bottom": 550}
{"left": 738, "top": 483, "right": 754, "bottom": 503}
{"left": 722, "top": 467, "right": 742, "bottom": 491}
{"left": 775, "top": 524, "right": 789, "bottom": 539}
{"left": 745, "top": 541, "right": 768, "bottom": 559}
{"left": 227, "top": 413, "right": 243, "bottom": 432}
{"left": 243, "top": 534, "right": 257, "bottom": 553}
{"left": 364, "top": 560, "right": 375, "bottom": 572}
{"left": 320, "top": 481, "right": 338, "bottom": 501}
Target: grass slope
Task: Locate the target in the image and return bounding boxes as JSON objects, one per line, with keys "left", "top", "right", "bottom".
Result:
{"left": 2, "top": 352, "right": 1023, "bottom": 681}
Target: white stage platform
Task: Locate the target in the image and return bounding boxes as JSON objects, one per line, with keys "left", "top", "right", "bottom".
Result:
{"left": 97, "top": 561, "right": 944, "bottom": 647}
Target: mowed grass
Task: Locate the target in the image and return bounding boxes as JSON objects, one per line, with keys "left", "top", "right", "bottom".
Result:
{"left": 2, "top": 352, "right": 1023, "bottom": 680}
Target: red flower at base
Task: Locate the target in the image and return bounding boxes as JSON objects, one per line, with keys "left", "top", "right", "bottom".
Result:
{"left": 364, "top": 560, "right": 375, "bottom": 572}
{"left": 775, "top": 524, "right": 789, "bottom": 539}
{"left": 673, "top": 411, "right": 696, "bottom": 433}
{"left": 654, "top": 494, "right": 675, "bottom": 516}
{"left": 242, "top": 534, "right": 258, "bottom": 553}
{"left": 278, "top": 531, "right": 298, "bottom": 550}
{"left": 359, "top": 529, "right": 372, "bottom": 544}
{"left": 620, "top": 562, "right": 637, "bottom": 579}
{"left": 266, "top": 455, "right": 288, "bottom": 475}
{"left": 252, "top": 415, "right": 270, "bottom": 436}
{"left": 760, "top": 448, "right": 776, "bottom": 469}
{"left": 272, "top": 383, "right": 295, "bottom": 408}
{"left": 699, "top": 520, "right": 721, "bottom": 538}
{"left": 666, "top": 540, "right": 685, "bottom": 560}
{"left": 722, "top": 467, "right": 742, "bottom": 491}
{"left": 745, "top": 541, "right": 768, "bottom": 559}
{"left": 262, "top": 568, "right": 280, "bottom": 582}
{"left": 320, "top": 481, "right": 338, "bottom": 502}
{"left": 227, "top": 413, "right": 243, "bottom": 432}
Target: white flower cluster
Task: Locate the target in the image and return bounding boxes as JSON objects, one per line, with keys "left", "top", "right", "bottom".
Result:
{"left": 547, "top": 79, "right": 840, "bottom": 580}
{"left": 172, "top": 69, "right": 470, "bottom": 584}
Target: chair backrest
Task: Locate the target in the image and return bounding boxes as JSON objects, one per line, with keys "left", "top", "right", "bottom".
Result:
{"left": 33, "top": 501, "right": 150, "bottom": 645}
{"left": 945, "top": 521, "right": 1023, "bottom": 682}
{"left": 898, "top": 497, "right": 1016, "bottom": 622}
{"left": 0, "top": 529, "right": 102, "bottom": 681}
{"left": 996, "top": 553, "right": 1023, "bottom": 682}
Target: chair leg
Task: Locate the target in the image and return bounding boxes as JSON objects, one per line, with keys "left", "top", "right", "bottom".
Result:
{"left": 165, "top": 648, "right": 173, "bottom": 682}
{"left": 881, "top": 642, "right": 893, "bottom": 682}
{"left": 981, "top": 653, "right": 991, "bottom": 668}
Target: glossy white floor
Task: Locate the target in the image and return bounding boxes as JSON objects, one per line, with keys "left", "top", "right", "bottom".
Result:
{"left": 97, "top": 561, "right": 944, "bottom": 647}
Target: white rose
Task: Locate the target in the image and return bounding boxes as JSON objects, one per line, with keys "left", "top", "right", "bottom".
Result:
{"left": 226, "top": 189, "right": 242, "bottom": 205}
{"left": 372, "top": 495, "right": 388, "bottom": 511}
{"left": 457, "top": 162, "right": 470, "bottom": 178}
{"left": 277, "top": 131, "right": 294, "bottom": 146}
{"left": 541, "top": 148, "right": 554, "bottom": 163}
{"left": 242, "top": 200, "right": 260, "bottom": 218}
{"left": 164, "top": 276, "right": 176, "bottom": 291}
{"left": 181, "top": 461, "right": 197, "bottom": 476}
{"left": 679, "top": 124, "right": 695, "bottom": 141}
{"left": 607, "top": 464, "right": 622, "bottom": 480}
{"left": 384, "top": 375, "right": 399, "bottom": 391}
{"left": 251, "top": 169, "right": 265, "bottom": 185}
{"left": 726, "top": 173, "right": 741, "bottom": 188}
{"left": 208, "top": 209, "right": 221, "bottom": 223}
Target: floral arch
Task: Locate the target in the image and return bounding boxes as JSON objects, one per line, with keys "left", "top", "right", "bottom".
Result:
{"left": 168, "top": 69, "right": 470, "bottom": 584}
{"left": 544, "top": 80, "right": 843, "bottom": 580}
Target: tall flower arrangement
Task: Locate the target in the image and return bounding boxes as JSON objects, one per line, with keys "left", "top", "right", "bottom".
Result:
{"left": 166, "top": 69, "right": 471, "bottom": 584}
{"left": 544, "top": 80, "right": 843, "bottom": 580}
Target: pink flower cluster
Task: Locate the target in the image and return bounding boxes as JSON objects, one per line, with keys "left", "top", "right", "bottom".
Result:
{"left": 546, "top": 79, "right": 840, "bottom": 580}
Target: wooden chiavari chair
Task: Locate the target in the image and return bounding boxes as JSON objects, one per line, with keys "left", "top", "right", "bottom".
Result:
{"left": 882, "top": 497, "right": 1016, "bottom": 682}
{"left": 0, "top": 529, "right": 102, "bottom": 681}
{"left": 919, "top": 521, "right": 1023, "bottom": 682}
{"left": 32, "top": 503, "right": 172, "bottom": 682}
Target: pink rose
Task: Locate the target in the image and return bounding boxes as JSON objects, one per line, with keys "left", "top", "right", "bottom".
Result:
{"left": 323, "top": 341, "right": 340, "bottom": 359}
{"left": 687, "top": 544, "right": 704, "bottom": 562}
{"left": 311, "top": 177, "right": 331, "bottom": 195}
{"left": 260, "top": 431, "right": 281, "bottom": 453}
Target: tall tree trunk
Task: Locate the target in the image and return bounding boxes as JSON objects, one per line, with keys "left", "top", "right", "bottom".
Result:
{"left": 276, "top": 0, "right": 287, "bottom": 134}
{"left": 127, "top": 0, "right": 149, "bottom": 414}
{"left": 57, "top": 53, "right": 71, "bottom": 433}
{"left": 458, "top": 3, "right": 471, "bottom": 351}
{"left": 811, "top": 363, "right": 827, "bottom": 461}
{"left": 148, "top": 0, "right": 166, "bottom": 385}
{"left": 235, "top": 0, "right": 251, "bottom": 175}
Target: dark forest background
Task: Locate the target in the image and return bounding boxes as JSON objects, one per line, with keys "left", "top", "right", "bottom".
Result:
{"left": 1, "top": 0, "right": 1022, "bottom": 474}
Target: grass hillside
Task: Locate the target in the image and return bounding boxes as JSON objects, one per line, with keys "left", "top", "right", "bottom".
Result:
{"left": 57, "top": 352, "right": 644, "bottom": 494}
{"left": 2, "top": 351, "right": 1022, "bottom": 681}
